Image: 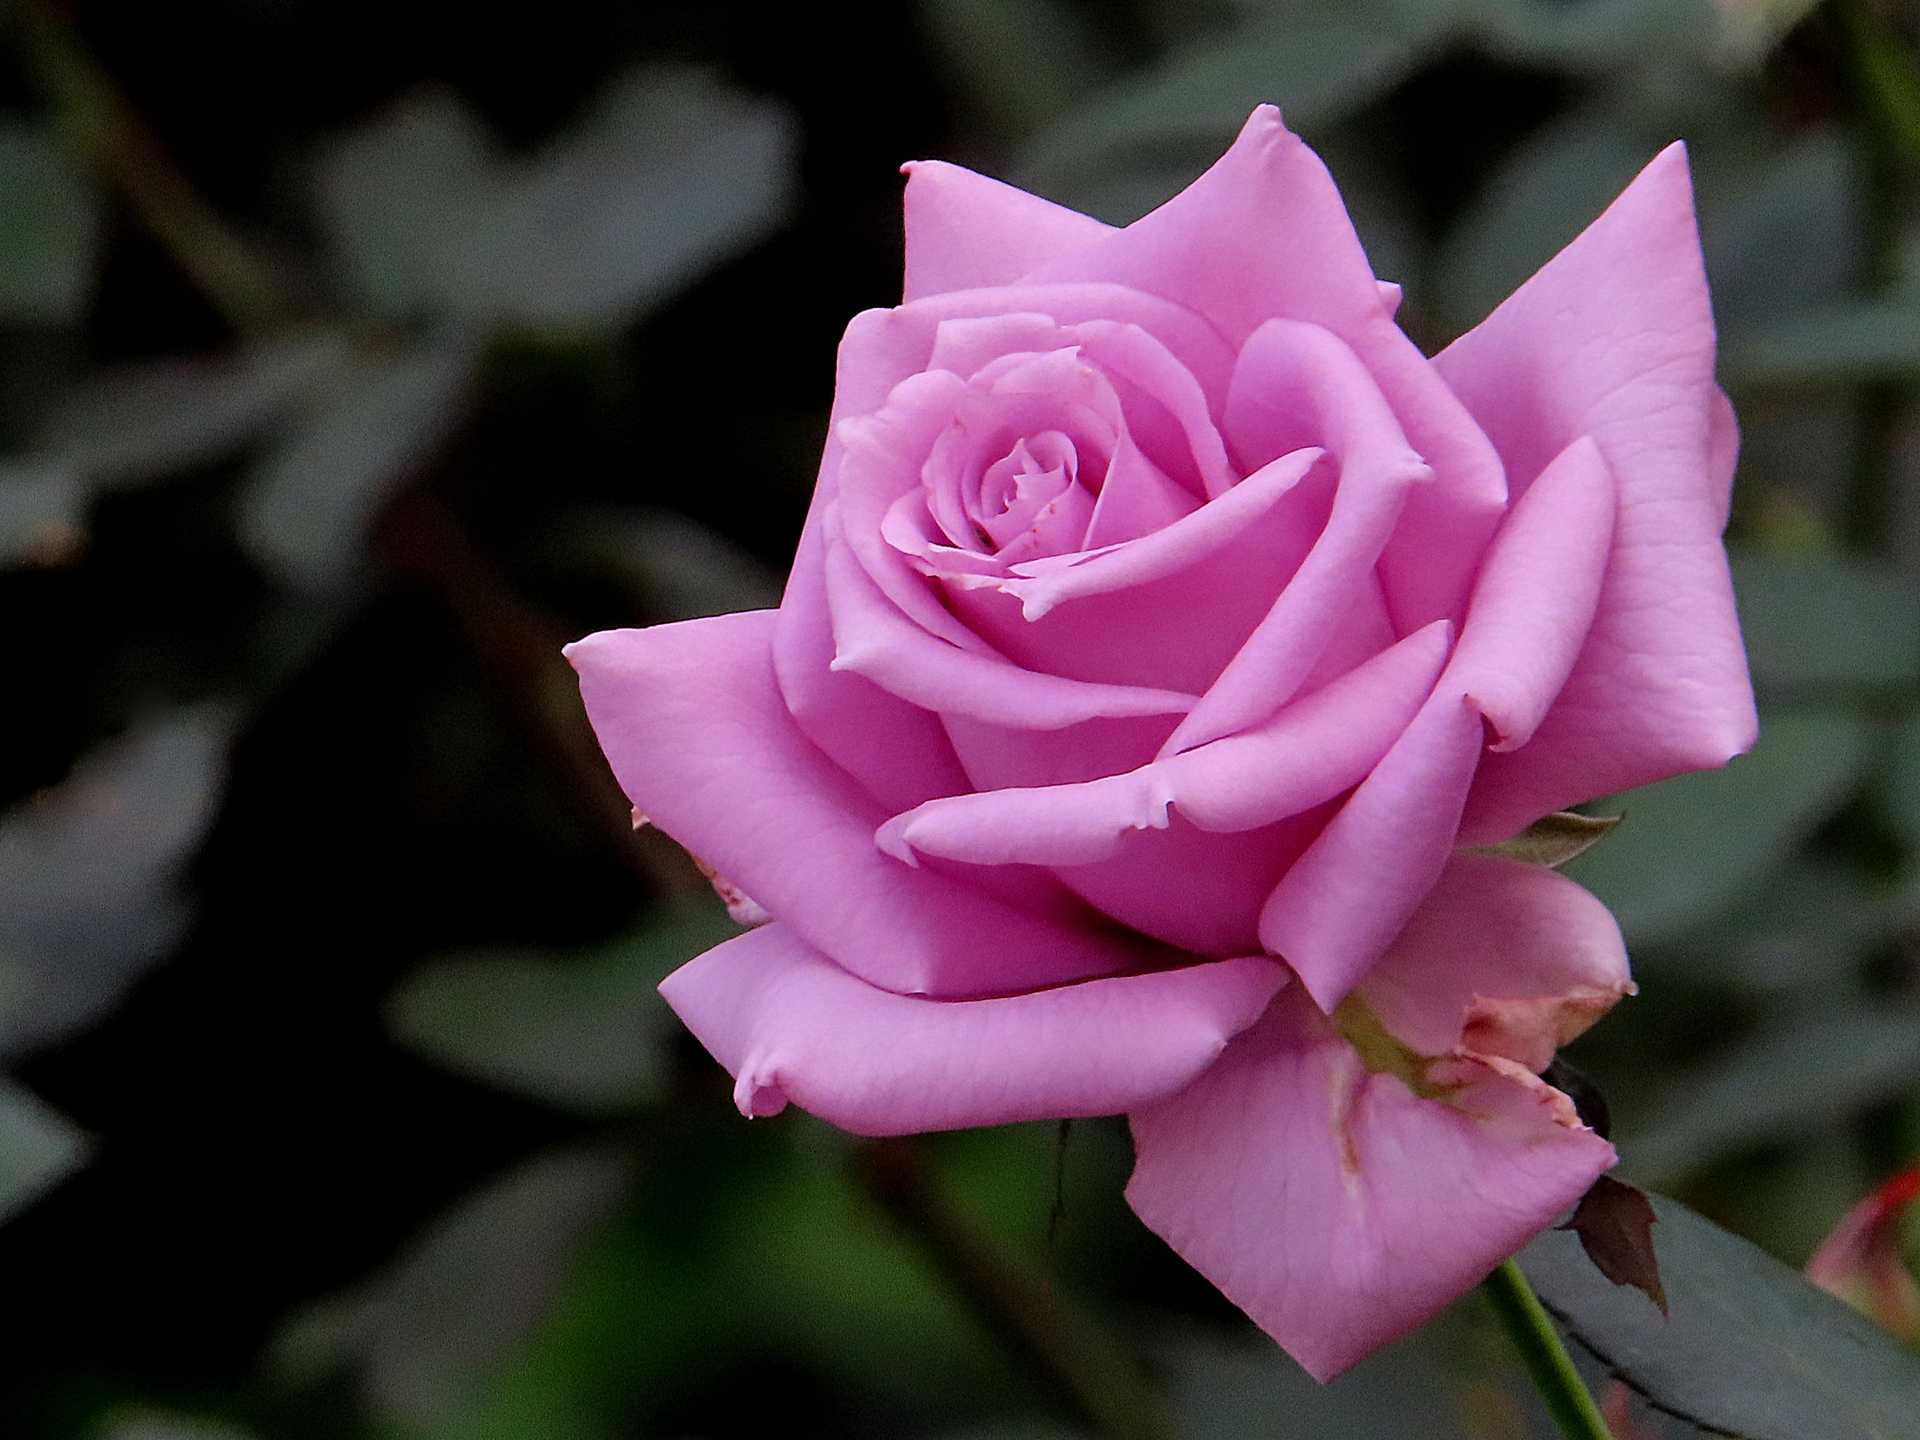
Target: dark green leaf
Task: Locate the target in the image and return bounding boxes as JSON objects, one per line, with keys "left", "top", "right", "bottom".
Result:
{"left": 1563, "top": 707, "right": 1874, "bottom": 944}
{"left": 386, "top": 900, "right": 737, "bottom": 1115}
{"left": 1731, "top": 551, "right": 1920, "bottom": 693}
{"left": 1520, "top": 1193, "right": 1920, "bottom": 1439}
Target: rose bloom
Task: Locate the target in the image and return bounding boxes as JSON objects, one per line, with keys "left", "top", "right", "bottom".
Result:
{"left": 568, "top": 107, "right": 1755, "bottom": 1378}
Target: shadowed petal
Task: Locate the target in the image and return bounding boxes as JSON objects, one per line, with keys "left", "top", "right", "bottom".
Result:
{"left": 1127, "top": 987, "right": 1615, "bottom": 1380}
{"left": 1357, "top": 853, "right": 1632, "bottom": 1072}
{"left": 662, "top": 921, "right": 1289, "bottom": 1134}
{"left": 567, "top": 611, "right": 1161, "bottom": 996}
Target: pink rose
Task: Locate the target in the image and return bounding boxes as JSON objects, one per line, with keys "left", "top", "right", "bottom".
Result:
{"left": 567, "top": 107, "right": 1755, "bottom": 1378}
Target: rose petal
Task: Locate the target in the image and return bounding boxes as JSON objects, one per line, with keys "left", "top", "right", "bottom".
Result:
{"left": 662, "top": 921, "right": 1289, "bottom": 1134}
{"left": 567, "top": 611, "right": 1161, "bottom": 996}
{"left": 1259, "top": 690, "right": 1486, "bottom": 1010}
{"left": 878, "top": 621, "right": 1451, "bottom": 866}
{"left": 1447, "top": 435, "right": 1617, "bottom": 753}
{"left": 1439, "top": 143, "right": 1756, "bottom": 844}
{"left": 823, "top": 530, "right": 1201, "bottom": 727}
{"left": 1163, "top": 319, "right": 1430, "bottom": 755}
{"left": 1356, "top": 853, "right": 1633, "bottom": 1071}
{"left": 776, "top": 309, "right": 985, "bottom": 813}
{"left": 902, "top": 159, "right": 1115, "bottom": 303}
{"left": 1126, "top": 986, "right": 1616, "bottom": 1381}
{"left": 1024, "top": 106, "right": 1507, "bottom": 629}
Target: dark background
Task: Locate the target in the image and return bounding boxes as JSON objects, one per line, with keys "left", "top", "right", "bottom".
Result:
{"left": 0, "top": 1, "right": 1916, "bottom": 1437}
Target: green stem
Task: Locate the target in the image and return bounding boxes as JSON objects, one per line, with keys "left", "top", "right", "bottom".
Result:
{"left": 1481, "top": 1260, "right": 1615, "bottom": 1440}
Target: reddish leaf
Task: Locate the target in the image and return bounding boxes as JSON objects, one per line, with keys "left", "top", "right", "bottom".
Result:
{"left": 1559, "top": 1174, "right": 1667, "bottom": 1315}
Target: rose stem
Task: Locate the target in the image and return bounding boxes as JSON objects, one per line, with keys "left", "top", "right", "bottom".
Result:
{"left": 1480, "top": 1260, "right": 1616, "bottom": 1440}
{"left": 857, "top": 1137, "right": 1171, "bottom": 1440}
{"left": 13, "top": 0, "right": 303, "bottom": 336}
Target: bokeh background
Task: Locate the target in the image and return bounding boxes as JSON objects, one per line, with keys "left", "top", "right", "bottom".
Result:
{"left": 2, "top": 0, "right": 1918, "bottom": 1436}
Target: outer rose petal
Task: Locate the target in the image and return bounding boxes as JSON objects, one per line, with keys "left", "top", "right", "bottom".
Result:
{"left": 901, "top": 160, "right": 1114, "bottom": 302}
{"left": 662, "top": 921, "right": 1289, "bottom": 1135}
{"left": 1126, "top": 987, "right": 1616, "bottom": 1380}
{"left": 1440, "top": 143, "right": 1757, "bottom": 843}
{"left": 566, "top": 611, "right": 1159, "bottom": 997}
{"left": 1356, "top": 853, "right": 1632, "bottom": 1072}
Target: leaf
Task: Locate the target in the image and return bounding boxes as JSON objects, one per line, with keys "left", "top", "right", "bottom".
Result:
{"left": 1520, "top": 1192, "right": 1920, "bottom": 1439}
{"left": 318, "top": 67, "right": 796, "bottom": 330}
{"left": 32, "top": 330, "right": 355, "bottom": 488}
{"left": 1016, "top": 0, "right": 1455, "bottom": 214}
{"left": 1472, "top": 0, "right": 1720, "bottom": 72}
{"left": 1473, "top": 811, "right": 1621, "bottom": 869}
{"left": 920, "top": 0, "right": 1115, "bottom": 141}
{"left": 1164, "top": 1323, "right": 1477, "bottom": 1440}
{"left": 1559, "top": 1175, "right": 1668, "bottom": 1315}
{"left": 0, "top": 460, "right": 84, "bottom": 568}
{"left": 1729, "top": 303, "right": 1920, "bottom": 386}
{"left": 1625, "top": 1005, "right": 1920, "bottom": 1186}
{"left": 385, "top": 900, "right": 737, "bottom": 1115}
{"left": 237, "top": 334, "right": 474, "bottom": 592}
{"left": 1889, "top": 713, "right": 1920, "bottom": 858}
{"left": 1730, "top": 550, "right": 1920, "bottom": 693}
{"left": 546, "top": 506, "right": 784, "bottom": 622}
{"left": 1562, "top": 706, "right": 1875, "bottom": 945}
{"left": 313, "top": 86, "right": 495, "bottom": 320}
{"left": 0, "top": 122, "right": 101, "bottom": 326}
{"left": 271, "top": 1142, "right": 631, "bottom": 1434}
{"left": 0, "top": 707, "right": 234, "bottom": 1060}
{"left": 95, "top": 1412, "right": 259, "bottom": 1440}
{"left": 0, "top": 1077, "right": 88, "bottom": 1223}
{"left": 1704, "top": 128, "right": 1860, "bottom": 343}
{"left": 451, "top": 66, "right": 796, "bottom": 328}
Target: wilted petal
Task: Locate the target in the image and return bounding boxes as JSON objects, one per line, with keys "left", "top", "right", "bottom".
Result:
{"left": 662, "top": 921, "right": 1289, "bottom": 1134}
{"left": 1127, "top": 987, "right": 1615, "bottom": 1380}
{"left": 1356, "top": 853, "right": 1632, "bottom": 1072}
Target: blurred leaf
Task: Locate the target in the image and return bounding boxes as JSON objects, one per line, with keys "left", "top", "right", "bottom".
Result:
{"left": 0, "top": 459, "right": 83, "bottom": 567}
{"left": 921, "top": 0, "right": 1116, "bottom": 140}
{"left": 95, "top": 1412, "right": 259, "bottom": 1440}
{"left": 1472, "top": 0, "right": 1720, "bottom": 71}
{"left": 0, "top": 1076, "right": 88, "bottom": 1223}
{"left": 33, "top": 330, "right": 356, "bottom": 487}
{"left": 238, "top": 334, "right": 474, "bottom": 592}
{"left": 548, "top": 506, "right": 783, "bottom": 622}
{"left": 0, "top": 121, "right": 101, "bottom": 326}
{"left": 1888, "top": 712, "right": 1920, "bottom": 857}
{"left": 1694, "top": 859, "right": 1891, "bottom": 998}
{"left": 1713, "top": 0, "right": 1824, "bottom": 63}
{"left": 272, "top": 1142, "right": 631, "bottom": 1436}
{"left": 386, "top": 900, "right": 737, "bottom": 1116}
{"left": 318, "top": 67, "right": 796, "bottom": 330}
{"left": 0, "top": 706, "right": 233, "bottom": 1059}
{"left": 1164, "top": 1322, "right": 1476, "bottom": 1439}
{"left": 1626, "top": 1005, "right": 1920, "bottom": 1185}
{"left": 467, "top": 1122, "right": 1058, "bottom": 1440}
{"left": 1730, "top": 302, "right": 1920, "bottom": 386}
{"left": 315, "top": 86, "right": 495, "bottom": 321}
{"left": 1430, "top": 100, "right": 1658, "bottom": 335}
{"left": 1017, "top": 0, "right": 1456, "bottom": 215}
{"left": 1563, "top": 707, "right": 1874, "bottom": 945}
{"left": 1705, "top": 128, "right": 1860, "bottom": 342}
{"left": 1520, "top": 1192, "right": 1920, "bottom": 1438}
{"left": 1730, "top": 549, "right": 1920, "bottom": 692}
